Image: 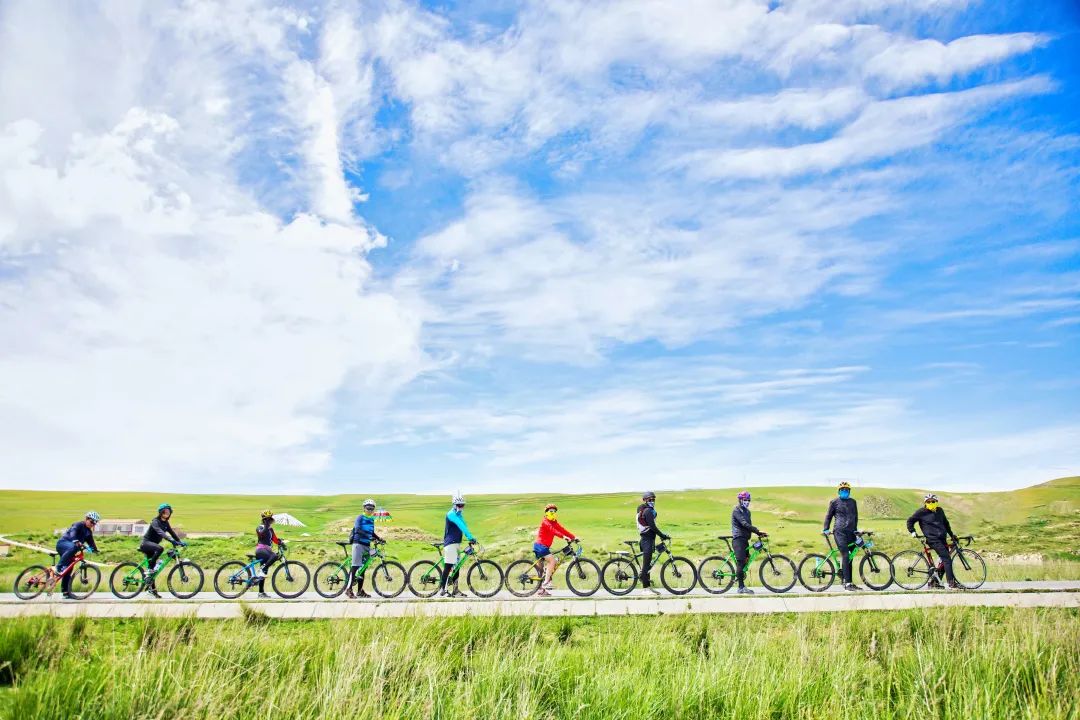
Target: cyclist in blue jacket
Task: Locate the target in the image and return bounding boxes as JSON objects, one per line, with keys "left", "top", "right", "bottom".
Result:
{"left": 439, "top": 494, "right": 478, "bottom": 597}
{"left": 346, "top": 499, "right": 384, "bottom": 598}
{"left": 55, "top": 511, "right": 100, "bottom": 599}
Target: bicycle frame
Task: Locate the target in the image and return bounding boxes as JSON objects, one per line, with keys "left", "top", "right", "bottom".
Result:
{"left": 120, "top": 546, "right": 180, "bottom": 587}
{"left": 418, "top": 541, "right": 478, "bottom": 586}
{"left": 813, "top": 532, "right": 876, "bottom": 573}
{"left": 919, "top": 535, "right": 975, "bottom": 578}
{"left": 49, "top": 549, "right": 89, "bottom": 588}
{"left": 717, "top": 537, "right": 770, "bottom": 574}
{"left": 229, "top": 544, "right": 291, "bottom": 587}
{"left": 526, "top": 541, "right": 582, "bottom": 576}
{"left": 329, "top": 541, "right": 391, "bottom": 579}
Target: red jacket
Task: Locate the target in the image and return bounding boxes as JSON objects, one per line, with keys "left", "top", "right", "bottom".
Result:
{"left": 536, "top": 517, "right": 575, "bottom": 547}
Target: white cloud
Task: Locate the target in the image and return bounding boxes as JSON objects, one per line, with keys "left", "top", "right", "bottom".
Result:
{"left": 865, "top": 33, "right": 1049, "bottom": 91}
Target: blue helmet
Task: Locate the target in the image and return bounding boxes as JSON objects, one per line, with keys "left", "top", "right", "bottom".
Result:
{"left": 157, "top": 503, "right": 172, "bottom": 514}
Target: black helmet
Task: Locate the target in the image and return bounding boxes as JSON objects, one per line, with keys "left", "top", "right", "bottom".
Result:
{"left": 642, "top": 491, "right": 656, "bottom": 501}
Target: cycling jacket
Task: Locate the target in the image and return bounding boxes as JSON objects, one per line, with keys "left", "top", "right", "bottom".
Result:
{"left": 824, "top": 497, "right": 859, "bottom": 535}
{"left": 255, "top": 523, "right": 281, "bottom": 548}
{"left": 350, "top": 513, "right": 380, "bottom": 546}
{"left": 142, "top": 517, "right": 181, "bottom": 545}
{"left": 906, "top": 507, "right": 956, "bottom": 542}
{"left": 443, "top": 509, "right": 475, "bottom": 545}
{"left": 636, "top": 503, "right": 668, "bottom": 540}
{"left": 60, "top": 521, "right": 98, "bottom": 552}
{"left": 536, "top": 517, "right": 575, "bottom": 547}
{"left": 730, "top": 504, "right": 760, "bottom": 539}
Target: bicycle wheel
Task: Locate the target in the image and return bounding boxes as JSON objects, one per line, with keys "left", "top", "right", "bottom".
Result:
{"left": 168, "top": 561, "right": 204, "bottom": 598}
{"left": 697, "top": 556, "right": 735, "bottom": 594}
{"left": 565, "top": 558, "right": 602, "bottom": 597}
{"left": 891, "top": 550, "right": 932, "bottom": 590}
{"left": 69, "top": 564, "right": 101, "bottom": 599}
{"left": 214, "top": 561, "right": 251, "bottom": 599}
{"left": 600, "top": 557, "right": 638, "bottom": 595}
{"left": 467, "top": 560, "right": 504, "bottom": 598}
{"left": 272, "top": 561, "right": 310, "bottom": 598}
{"left": 859, "top": 552, "right": 894, "bottom": 591}
{"left": 504, "top": 559, "right": 542, "bottom": 597}
{"left": 407, "top": 560, "right": 443, "bottom": 598}
{"left": 953, "top": 548, "right": 987, "bottom": 590}
{"left": 797, "top": 554, "right": 836, "bottom": 592}
{"left": 758, "top": 554, "right": 797, "bottom": 593}
{"left": 109, "top": 562, "right": 145, "bottom": 599}
{"left": 313, "top": 561, "right": 349, "bottom": 598}
{"left": 372, "top": 561, "right": 408, "bottom": 598}
{"left": 660, "top": 556, "right": 697, "bottom": 595}
{"left": 13, "top": 565, "right": 49, "bottom": 600}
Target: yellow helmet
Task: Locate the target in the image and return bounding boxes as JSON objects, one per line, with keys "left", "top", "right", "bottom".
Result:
{"left": 837, "top": 481, "right": 852, "bottom": 490}
{"left": 261, "top": 509, "right": 274, "bottom": 519}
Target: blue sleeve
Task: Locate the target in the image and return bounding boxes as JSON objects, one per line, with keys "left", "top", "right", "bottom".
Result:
{"left": 447, "top": 511, "right": 475, "bottom": 541}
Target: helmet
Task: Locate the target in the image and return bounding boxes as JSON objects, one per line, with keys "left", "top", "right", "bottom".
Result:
{"left": 642, "top": 491, "right": 656, "bottom": 501}
{"left": 924, "top": 493, "right": 938, "bottom": 503}
{"left": 837, "top": 481, "right": 851, "bottom": 490}
{"left": 157, "top": 503, "right": 172, "bottom": 513}
{"left": 452, "top": 493, "right": 465, "bottom": 506}
{"left": 737, "top": 491, "right": 751, "bottom": 502}
{"left": 544, "top": 503, "right": 558, "bottom": 512}
{"left": 363, "top": 498, "right": 376, "bottom": 508}
{"left": 86, "top": 511, "right": 101, "bottom": 523}
{"left": 261, "top": 509, "right": 274, "bottom": 519}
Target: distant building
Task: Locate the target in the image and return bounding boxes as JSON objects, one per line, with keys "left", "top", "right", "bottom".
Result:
{"left": 96, "top": 519, "right": 149, "bottom": 537}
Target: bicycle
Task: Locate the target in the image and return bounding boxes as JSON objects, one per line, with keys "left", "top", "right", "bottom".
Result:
{"left": 892, "top": 535, "right": 986, "bottom": 590}
{"left": 797, "top": 530, "right": 893, "bottom": 592}
{"left": 406, "top": 541, "right": 504, "bottom": 598}
{"left": 697, "top": 535, "right": 798, "bottom": 594}
{"left": 312, "top": 539, "right": 407, "bottom": 598}
{"left": 213, "top": 543, "right": 311, "bottom": 599}
{"left": 109, "top": 544, "right": 204, "bottom": 599}
{"left": 503, "top": 540, "right": 602, "bottom": 597}
{"left": 600, "top": 539, "right": 697, "bottom": 595}
{"left": 14, "top": 545, "right": 101, "bottom": 600}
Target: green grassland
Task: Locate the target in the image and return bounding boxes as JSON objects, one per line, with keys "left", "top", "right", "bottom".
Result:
{"left": 1, "top": 477, "right": 1077, "bottom": 586}
{"left": 1, "top": 607, "right": 1077, "bottom": 719}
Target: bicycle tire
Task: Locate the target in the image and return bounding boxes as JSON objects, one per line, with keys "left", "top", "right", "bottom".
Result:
{"left": 859, "top": 551, "right": 893, "bottom": 591}
{"left": 953, "top": 548, "right": 987, "bottom": 590}
{"left": 467, "top": 560, "right": 504, "bottom": 598}
{"left": 407, "top": 560, "right": 443, "bottom": 598}
{"left": 272, "top": 560, "right": 310, "bottom": 598}
{"left": 891, "top": 550, "right": 931, "bottom": 590}
{"left": 758, "top": 554, "right": 797, "bottom": 593}
{"left": 372, "top": 560, "right": 408, "bottom": 598}
{"left": 13, "top": 565, "right": 49, "bottom": 600}
{"left": 313, "top": 561, "right": 349, "bottom": 598}
{"left": 565, "top": 557, "right": 602, "bottom": 597}
{"left": 600, "top": 557, "right": 638, "bottom": 595}
{"left": 109, "top": 562, "right": 145, "bottom": 599}
{"left": 214, "top": 561, "right": 251, "bottom": 599}
{"left": 168, "top": 561, "right": 204, "bottom": 598}
{"left": 660, "top": 556, "right": 697, "bottom": 595}
{"left": 797, "top": 553, "right": 836, "bottom": 592}
{"left": 68, "top": 564, "right": 101, "bottom": 600}
{"left": 504, "top": 559, "right": 542, "bottom": 597}
{"left": 697, "top": 556, "right": 736, "bottom": 594}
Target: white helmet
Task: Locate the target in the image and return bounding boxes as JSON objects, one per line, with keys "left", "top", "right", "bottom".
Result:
{"left": 86, "top": 511, "right": 101, "bottom": 523}
{"left": 452, "top": 493, "right": 465, "bottom": 506}
{"left": 363, "top": 498, "right": 376, "bottom": 508}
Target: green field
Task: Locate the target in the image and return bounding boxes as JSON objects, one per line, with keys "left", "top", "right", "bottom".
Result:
{"left": 1, "top": 477, "right": 1078, "bottom": 587}
{"left": 1, "top": 607, "right": 1077, "bottom": 719}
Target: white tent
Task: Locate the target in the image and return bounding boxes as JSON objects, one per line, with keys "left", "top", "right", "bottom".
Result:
{"left": 273, "top": 513, "right": 306, "bottom": 527}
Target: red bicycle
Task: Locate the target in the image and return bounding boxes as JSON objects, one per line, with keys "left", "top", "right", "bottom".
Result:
{"left": 14, "top": 545, "right": 102, "bottom": 600}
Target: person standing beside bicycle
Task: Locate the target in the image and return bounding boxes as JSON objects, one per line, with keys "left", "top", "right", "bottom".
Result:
{"left": 140, "top": 503, "right": 186, "bottom": 598}
{"left": 731, "top": 491, "right": 767, "bottom": 595}
{"left": 346, "top": 499, "right": 384, "bottom": 599}
{"left": 823, "top": 481, "right": 860, "bottom": 592}
{"left": 906, "top": 493, "right": 961, "bottom": 590}
{"left": 54, "top": 511, "right": 100, "bottom": 599}
{"left": 636, "top": 491, "right": 670, "bottom": 596}
{"left": 440, "top": 494, "right": 478, "bottom": 598}
{"left": 255, "top": 510, "right": 286, "bottom": 598}
{"left": 534, "top": 503, "right": 578, "bottom": 597}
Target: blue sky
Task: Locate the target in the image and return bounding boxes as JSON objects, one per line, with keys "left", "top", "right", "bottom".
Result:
{"left": 0, "top": 0, "right": 1077, "bottom": 495}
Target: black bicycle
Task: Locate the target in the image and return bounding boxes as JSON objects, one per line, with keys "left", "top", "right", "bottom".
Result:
{"left": 600, "top": 539, "right": 697, "bottom": 595}
{"left": 892, "top": 535, "right": 986, "bottom": 590}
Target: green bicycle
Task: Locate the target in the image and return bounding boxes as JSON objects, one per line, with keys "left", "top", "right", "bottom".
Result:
{"left": 697, "top": 535, "right": 798, "bottom": 594}
{"left": 407, "top": 541, "right": 504, "bottom": 598}
{"left": 797, "top": 531, "right": 893, "bottom": 592}
{"left": 109, "top": 544, "right": 204, "bottom": 599}
{"left": 503, "top": 539, "right": 602, "bottom": 597}
{"left": 312, "top": 539, "right": 407, "bottom": 598}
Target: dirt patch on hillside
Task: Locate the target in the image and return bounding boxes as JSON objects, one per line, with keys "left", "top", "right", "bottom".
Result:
{"left": 861, "top": 495, "right": 902, "bottom": 518}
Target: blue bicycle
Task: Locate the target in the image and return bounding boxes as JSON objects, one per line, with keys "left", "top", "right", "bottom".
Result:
{"left": 213, "top": 543, "right": 310, "bottom": 599}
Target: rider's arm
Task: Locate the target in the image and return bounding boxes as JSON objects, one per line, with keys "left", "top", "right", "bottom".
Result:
{"left": 852, "top": 499, "right": 859, "bottom": 533}
{"left": 85, "top": 525, "right": 99, "bottom": 552}
{"left": 906, "top": 509, "right": 922, "bottom": 536}
{"left": 647, "top": 508, "right": 670, "bottom": 540}
{"left": 550, "top": 519, "right": 575, "bottom": 541}
{"left": 448, "top": 512, "right": 476, "bottom": 542}
{"left": 823, "top": 499, "right": 836, "bottom": 532}
{"left": 163, "top": 519, "right": 182, "bottom": 545}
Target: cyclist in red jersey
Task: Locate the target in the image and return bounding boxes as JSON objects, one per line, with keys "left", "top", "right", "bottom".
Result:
{"left": 533, "top": 504, "right": 578, "bottom": 596}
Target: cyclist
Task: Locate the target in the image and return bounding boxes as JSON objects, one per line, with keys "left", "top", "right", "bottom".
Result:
{"left": 254, "top": 510, "right": 286, "bottom": 598}
{"left": 636, "top": 491, "right": 670, "bottom": 596}
{"left": 346, "top": 499, "right": 384, "bottom": 599}
{"left": 54, "top": 511, "right": 100, "bottom": 599}
{"left": 139, "top": 503, "right": 186, "bottom": 598}
{"left": 439, "top": 494, "right": 477, "bottom": 598}
{"left": 823, "top": 481, "right": 860, "bottom": 591}
{"left": 906, "top": 493, "right": 961, "bottom": 590}
{"left": 534, "top": 503, "right": 578, "bottom": 597}
{"left": 731, "top": 491, "right": 767, "bottom": 595}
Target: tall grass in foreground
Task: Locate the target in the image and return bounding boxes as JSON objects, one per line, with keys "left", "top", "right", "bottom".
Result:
{"left": 0, "top": 607, "right": 1077, "bottom": 719}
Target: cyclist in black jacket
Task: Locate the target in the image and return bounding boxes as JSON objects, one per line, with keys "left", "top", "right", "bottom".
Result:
{"left": 823, "top": 481, "right": 860, "bottom": 591}
{"left": 731, "top": 491, "right": 767, "bottom": 595}
{"left": 140, "top": 503, "right": 186, "bottom": 598}
{"left": 906, "top": 493, "right": 961, "bottom": 589}
{"left": 636, "top": 491, "right": 670, "bottom": 595}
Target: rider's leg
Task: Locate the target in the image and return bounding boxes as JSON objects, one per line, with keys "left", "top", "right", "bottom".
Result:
{"left": 139, "top": 540, "right": 164, "bottom": 589}
{"left": 440, "top": 544, "right": 460, "bottom": 592}
{"left": 929, "top": 540, "right": 956, "bottom": 584}
{"left": 543, "top": 554, "right": 557, "bottom": 586}
{"left": 834, "top": 532, "right": 855, "bottom": 585}
{"left": 355, "top": 544, "right": 371, "bottom": 594}
{"left": 639, "top": 535, "right": 655, "bottom": 588}
{"left": 733, "top": 538, "right": 749, "bottom": 588}
{"left": 255, "top": 547, "right": 276, "bottom": 593}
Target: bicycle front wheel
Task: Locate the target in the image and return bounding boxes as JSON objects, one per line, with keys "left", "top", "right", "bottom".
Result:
{"left": 168, "top": 561, "right": 204, "bottom": 598}
{"left": 859, "top": 552, "right": 893, "bottom": 591}
{"left": 759, "top": 555, "right": 797, "bottom": 593}
{"left": 372, "top": 561, "right": 408, "bottom": 598}
{"left": 660, "top": 556, "right": 697, "bottom": 595}
{"left": 272, "top": 561, "right": 310, "bottom": 598}
{"left": 600, "top": 557, "right": 638, "bottom": 595}
{"left": 467, "top": 560, "right": 504, "bottom": 598}
{"left": 504, "top": 559, "right": 542, "bottom": 597}
{"left": 69, "top": 564, "right": 101, "bottom": 599}
{"left": 953, "top": 548, "right": 987, "bottom": 590}
{"left": 13, "top": 565, "right": 49, "bottom": 600}
{"left": 891, "top": 550, "right": 931, "bottom": 590}
{"left": 313, "top": 561, "right": 349, "bottom": 598}
{"left": 797, "top": 554, "right": 836, "bottom": 592}
{"left": 697, "top": 556, "right": 735, "bottom": 594}
{"left": 109, "top": 562, "right": 145, "bottom": 599}
{"left": 407, "top": 560, "right": 443, "bottom": 598}
{"left": 565, "top": 558, "right": 601, "bottom": 597}
{"left": 214, "top": 561, "right": 251, "bottom": 599}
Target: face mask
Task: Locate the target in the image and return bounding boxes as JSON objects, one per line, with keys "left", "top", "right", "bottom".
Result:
{"left": 545, "top": 511, "right": 557, "bottom": 521}
{"left": 364, "top": 508, "right": 375, "bottom": 516}
{"left": 926, "top": 502, "right": 939, "bottom": 511}
{"left": 646, "top": 500, "right": 655, "bottom": 507}
{"left": 740, "top": 500, "right": 751, "bottom": 509}
{"left": 838, "top": 489, "right": 850, "bottom": 499}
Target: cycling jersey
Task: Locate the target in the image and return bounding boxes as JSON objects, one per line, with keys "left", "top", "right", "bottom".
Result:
{"left": 255, "top": 524, "right": 281, "bottom": 549}
{"left": 350, "top": 513, "right": 379, "bottom": 546}
{"left": 824, "top": 497, "right": 859, "bottom": 534}
{"left": 142, "top": 517, "right": 181, "bottom": 545}
{"left": 60, "top": 521, "right": 98, "bottom": 552}
{"left": 536, "top": 517, "right": 575, "bottom": 547}
{"left": 443, "top": 509, "right": 475, "bottom": 545}
{"left": 730, "top": 504, "right": 760, "bottom": 539}
{"left": 906, "top": 507, "right": 956, "bottom": 542}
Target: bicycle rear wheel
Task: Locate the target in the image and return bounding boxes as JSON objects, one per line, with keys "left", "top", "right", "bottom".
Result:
{"left": 214, "top": 561, "right": 251, "bottom": 599}
{"left": 313, "top": 561, "right": 349, "bottom": 598}
{"left": 272, "top": 561, "right": 310, "bottom": 598}
{"left": 953, "top": 548, "right": 987, "bottom": 590}
{"left": 109, "top": 562, "right": 145, "bottom": 599}
{"left": 504, "top": 559, "right": 542, "bottom": 597}
{"left": 565, "top": 558, "right": 601, "bottom": 597}
{"left": 891, "top": 550, "right": 931, "bottom": 590}
{"left": 372, "top": 561, "right": 408, "bottom": 598}
{"left": 758, "top": 554, "right": 797, "bottom": 593}
{"left": 69, "top": 564, "right": 101, "bottom": 599}
{"left": 600, "top": 557, "right": 638, "bottom": 595}
{"left": 859, "top": 552, "right": 893, "bottom": 591}
{"left": 13, "top": 565, "right": 49, "bottom": 600}
{"left": 467, "top": 560, "right": 504, "bottom": 598}
{"left": 660, "top": 556, "right": 697, "bottom": 595}
{"left": 407, "top": 560, "right": 443, "bottom": 598}
{"left": 168, "top": 561, "right": 204, "bottom": 598}
{"left": 697, "top": 556, "right": 735, "bottom": 594}
{"left": 797, "top": 554, "right": 836, "bottom": 592}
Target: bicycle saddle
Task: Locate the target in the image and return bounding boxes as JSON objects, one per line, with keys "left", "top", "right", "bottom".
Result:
{"left": 335, "top": 541, "right": 351, "bottom": 547}
{"left": 246, "top": 554, "right": 256, "bottom": 560}
{"left": 431, "top": 542, "right": 445, "bottom": 549}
